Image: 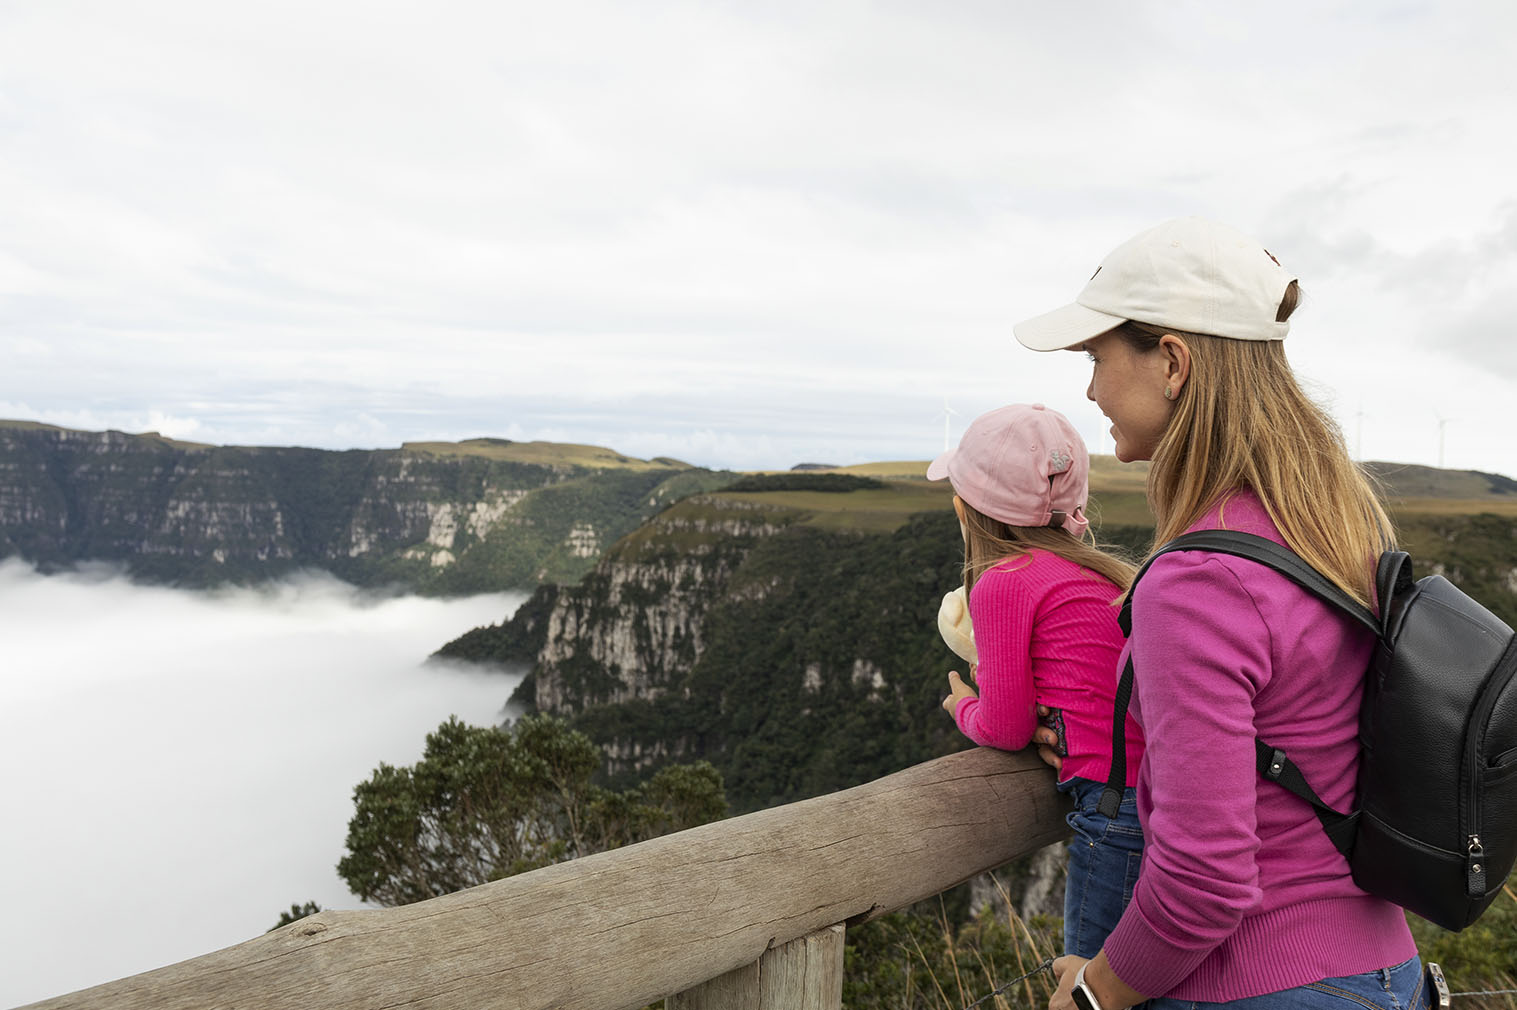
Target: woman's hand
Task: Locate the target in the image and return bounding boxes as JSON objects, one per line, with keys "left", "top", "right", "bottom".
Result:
{"left": 1047, "top": 951, "right": 1147, "bottom": 1010}
{"left": 942, "top": 669, "right": 978, "bottom": 715}
{"left": 1033, "top": 704, "right": 1064, "bottom": 771}
{"left": 1047, "top": 954, "right": 1089, "bottom": 1010}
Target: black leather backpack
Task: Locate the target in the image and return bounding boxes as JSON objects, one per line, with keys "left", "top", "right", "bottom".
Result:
{"left": 1100, "top": 530, "right": 1517, "bottom": 932}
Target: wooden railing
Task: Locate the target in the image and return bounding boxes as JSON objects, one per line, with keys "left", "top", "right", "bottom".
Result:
{"left": 22, "top": 747, "right": 1068, "bottom": 1010}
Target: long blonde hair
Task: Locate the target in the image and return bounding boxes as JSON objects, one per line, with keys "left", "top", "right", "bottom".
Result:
{"left": 959, "top": 498, "right": 1136, "bottom": 597}
{"left": 1119, "top": 287, "right": 1394, "bottom": 607}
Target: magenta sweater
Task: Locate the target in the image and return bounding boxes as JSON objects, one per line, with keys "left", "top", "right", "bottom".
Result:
{"left": 1103, "top": 491, "right": 1416, "bottom": 1001}
{"left": 952, "top": 549, "right": 1142, "bottom": 787}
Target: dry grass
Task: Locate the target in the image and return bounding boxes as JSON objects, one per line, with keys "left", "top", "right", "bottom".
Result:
{"left": 699, "top": 461, "right": 1517, "bottom": 539}
{"left": 824, "top": 456, "right": 1156, "bottom": 489}
{"left": 909, "top": 877, "right": 1061, "bottom": 1010}
{"left": 0, "top": 417, "right": 214, "bottom": 450}
{"left": 400, "top": 439, "right": 693, "bottom": 470}
{"left": 712, "top": 481, "right": 955, "bottom": 533}
{"left": 0, "top": 418, "right": 70, "bottom": 432}
{"left": 705, "top": 463, "right": 1158, "bottom": 536}
{"left": 1385, "top": 497, "right": 1517, "bottom": 518}
{"left": 834, "top": 461, "right": 938, "bottom": 479}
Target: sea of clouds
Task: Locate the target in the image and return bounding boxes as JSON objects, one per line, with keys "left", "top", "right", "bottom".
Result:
{"left": 0, "top": 559, "right": 526, "bottom": 1007}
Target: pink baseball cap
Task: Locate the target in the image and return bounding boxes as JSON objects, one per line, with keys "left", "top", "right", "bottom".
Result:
{"left": 926, "top": 403, "right": 1091, "bottom": 537}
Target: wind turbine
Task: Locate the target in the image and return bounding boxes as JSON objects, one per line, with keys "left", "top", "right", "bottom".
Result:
{"left": 1435, "top": 411, "right": 1454, "bottom": 470}
{"left": 934, "top": 400, "right": 959, "bottom": 452}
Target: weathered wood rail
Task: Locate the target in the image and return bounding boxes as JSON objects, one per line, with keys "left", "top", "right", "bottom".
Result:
{"left": 22, "top": 747, "right": 1068, "bottom": 1010}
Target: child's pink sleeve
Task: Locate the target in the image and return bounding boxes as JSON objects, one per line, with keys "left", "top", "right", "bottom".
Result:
{"left": 953, "top": 569, "right": 1038, "bottom": 749}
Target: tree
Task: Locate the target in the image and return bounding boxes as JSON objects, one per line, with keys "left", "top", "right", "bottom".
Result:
{"left": 337, "top": 714, "right": 727, "bottom": 906}
{"left": 270, "top": 901, "right": 322, "bottom": 931}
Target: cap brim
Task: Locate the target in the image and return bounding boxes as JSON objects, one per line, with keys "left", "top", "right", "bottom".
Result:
{"left": 926, "top": 449, "right": 954, "bottom": 481}
{"left": 1013, "top": 302, "right": 1127, "bottom": 352}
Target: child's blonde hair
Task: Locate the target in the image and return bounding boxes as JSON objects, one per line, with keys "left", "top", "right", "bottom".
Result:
{"left": 958, "top": 497, "right": 1136, "bottom": 597}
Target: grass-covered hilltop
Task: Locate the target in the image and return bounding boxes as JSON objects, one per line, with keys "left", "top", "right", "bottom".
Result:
{"left": 0, "top": 420, "right": 734, "bottom": 592}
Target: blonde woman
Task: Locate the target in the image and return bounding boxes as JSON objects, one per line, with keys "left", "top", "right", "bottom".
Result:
{"left": 928, "top": 403, "right": 1141, "bottom": 958}
{"left": 1015, "top": 218, "right": 1423, "bottom": 1010}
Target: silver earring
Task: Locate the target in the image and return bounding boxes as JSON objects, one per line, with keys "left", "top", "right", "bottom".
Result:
{"left": 1164, "top": 386, "right": 1174, "bottom": 400}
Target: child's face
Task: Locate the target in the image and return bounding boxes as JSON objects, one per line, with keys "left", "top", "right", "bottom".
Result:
{"left": 951, "top": 495, "right": 968, "bottom": 543}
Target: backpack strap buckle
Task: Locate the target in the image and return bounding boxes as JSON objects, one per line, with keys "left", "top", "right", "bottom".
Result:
{"left": 1264, "top": 747, "right": 1288, "bottom": 782}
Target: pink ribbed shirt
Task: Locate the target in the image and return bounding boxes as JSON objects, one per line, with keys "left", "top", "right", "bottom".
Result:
{"left": 952, "top": 549, "right": 1142, "bottom": 787}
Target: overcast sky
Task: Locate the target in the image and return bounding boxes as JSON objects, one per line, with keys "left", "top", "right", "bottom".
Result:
{"left": 3, "top": 1, "right": 1516, "bottom": 477}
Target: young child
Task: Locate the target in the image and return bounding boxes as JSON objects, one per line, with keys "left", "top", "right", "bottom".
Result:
{"left": 927, "top": 402, "right": 1144, "bottom": 959}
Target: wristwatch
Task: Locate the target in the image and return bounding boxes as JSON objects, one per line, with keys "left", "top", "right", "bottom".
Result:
{"left": 1071, "top": 961, "right": 1104, "bottom": 1010}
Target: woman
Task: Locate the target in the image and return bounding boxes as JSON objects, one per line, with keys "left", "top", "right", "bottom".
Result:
{"left": 1013, "top": 218, "right": 1423, "bottom": 1010}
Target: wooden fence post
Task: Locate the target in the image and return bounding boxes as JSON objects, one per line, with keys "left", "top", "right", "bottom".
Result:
{"left": 668, "top": 924, "right": 845, "bottom": 1010}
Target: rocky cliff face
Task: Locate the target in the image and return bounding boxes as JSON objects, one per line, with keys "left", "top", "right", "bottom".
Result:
{"left": 0, "top": 423, "right": 732, "bottom": 592}
{"left": 530, "top": 495, "right": 792, "bottom": 715}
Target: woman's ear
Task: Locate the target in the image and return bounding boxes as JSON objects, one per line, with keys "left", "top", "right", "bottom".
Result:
{"left": 1158, "top": 334, "right": 1192, "bottom": 397}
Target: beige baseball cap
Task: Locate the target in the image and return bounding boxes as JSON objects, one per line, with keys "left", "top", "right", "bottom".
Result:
{"left": 1014, "top": 217, "right": 1298, "bottom": 352}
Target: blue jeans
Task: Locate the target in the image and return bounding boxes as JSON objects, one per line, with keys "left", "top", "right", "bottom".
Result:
{"left": 1059, "top": 776, "right": 1144, "bottom": 958}
{"left": 1147, "top": 956, "right": 1430, "bottom": 1010}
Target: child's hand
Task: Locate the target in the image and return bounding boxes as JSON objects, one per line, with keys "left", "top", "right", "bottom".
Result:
{"left": 941, "top": 670, "right": 978, "bottom": 715}
{"left": 1033, "top": 703, "right": 1065, "bottom": 772}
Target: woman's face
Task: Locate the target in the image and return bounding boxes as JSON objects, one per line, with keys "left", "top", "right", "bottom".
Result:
{"left": 1081, "top": 329, "right": 1178, "bottom": 463}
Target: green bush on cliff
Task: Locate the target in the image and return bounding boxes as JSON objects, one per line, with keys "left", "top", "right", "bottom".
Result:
{"left": 337, "top": 714, "right": 726, "bottom": 907}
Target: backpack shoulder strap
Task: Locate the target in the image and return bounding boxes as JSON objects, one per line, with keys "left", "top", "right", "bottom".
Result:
{"left": 1102, "top": 530, "right": 1377, "bottom": 842}
{"left": 1119, "top": 530, "right": 1379, "bottom": 636}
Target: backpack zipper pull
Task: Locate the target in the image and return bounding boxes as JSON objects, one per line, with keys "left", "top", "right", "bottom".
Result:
{"left": 1468, "top": 835, "right": 1486, "bottom": 897}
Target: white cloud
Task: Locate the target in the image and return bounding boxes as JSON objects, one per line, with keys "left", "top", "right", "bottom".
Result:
{"left": 0, "top": 559, "right": 525, "bottom": 1007}
{"left": 1, "top": 1, "right": 1516, "bottom": 476}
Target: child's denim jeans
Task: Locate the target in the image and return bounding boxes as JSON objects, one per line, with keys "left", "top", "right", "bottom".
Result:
{"left": 1058, "top": 776, "right": 1145, "bottom": 958}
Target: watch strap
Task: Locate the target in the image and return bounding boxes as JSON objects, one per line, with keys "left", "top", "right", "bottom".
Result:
{"left": 1071, "top": 961, "right": 1103, "bottom": 1010}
